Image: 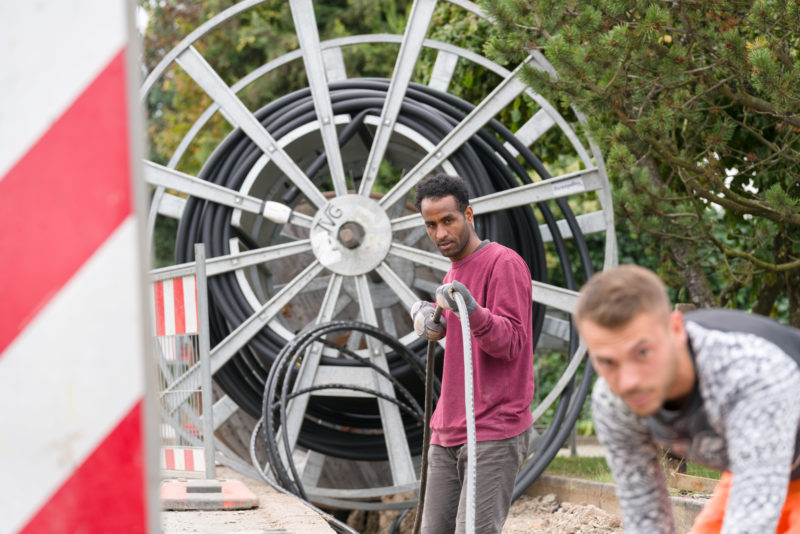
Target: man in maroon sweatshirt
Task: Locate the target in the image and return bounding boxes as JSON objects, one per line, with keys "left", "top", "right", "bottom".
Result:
{"left": 410, "top": 173, "right": 534, "bottom": 534}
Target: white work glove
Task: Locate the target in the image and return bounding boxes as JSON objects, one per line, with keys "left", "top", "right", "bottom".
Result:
{"left": 410, "top": 301, "right": 446, "bottom": 341}
{"left": 435, "top": 280, "right": 477, "bottom": 316}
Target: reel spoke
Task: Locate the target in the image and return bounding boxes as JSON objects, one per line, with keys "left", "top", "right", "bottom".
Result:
{"left": 176, "top": 46, "right": 327, "bottom": 208}
{"left": 359, "top": 0, "right": 438, "bottom": 196}
{"left": 290, "top": 0, "right": 348, "bottom": 196}
{"left": 378, "top": 58, "right": 533, "bottom": 210}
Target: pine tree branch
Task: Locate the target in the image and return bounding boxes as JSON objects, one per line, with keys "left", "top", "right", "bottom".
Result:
{"left": 678, "top": 170, "right": 800, "bottom": 226}
{"left": 668, "top": 238, "right": 718, "bottom": 308}
{"left": 682, "top": 75, "right": 734, "bottom": 109}
{"left": 676, "top": 1, "right": 693, "bottom": 43}
{"left": 707, "top": 233, "right": 800, "bottom": 272}
{"left": 716, "top": 80, "right": 800, "bottom": 129}
{"left": 662, "top": 212, "right": 699, "bottom": 218}
{"left": 769, "top": 36, "right": 795, "bottom": 71}
{"left": 597, "top": 94, "right": 800, "bottom": 225}
{"left": 726, "top": 116, "right": 800, "bottom": 166}
{"left": 530, "top": 11, "right": 552, "bottom": 40}
{"left": 601, "top": 54, "right": 629, "bottom": 94}
{"left": 688, "top": 195, "right": 800, "bottom": 277}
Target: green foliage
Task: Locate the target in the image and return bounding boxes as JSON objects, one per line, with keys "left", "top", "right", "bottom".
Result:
{"left": 481, "top": 0, "right": 800, "bottom": 325}
{"left": 534, "top": 351, "right": 595, "bottom": 434}
{"left": 153, "top": 215, "right": 178, "bottom": 268}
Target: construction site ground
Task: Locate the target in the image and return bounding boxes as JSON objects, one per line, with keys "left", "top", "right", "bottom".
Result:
{"left": 162, "top": 438, "right": 710, "bottom": 534}
{"left": 162, "top": 467, "right": 623, "bottom": 534}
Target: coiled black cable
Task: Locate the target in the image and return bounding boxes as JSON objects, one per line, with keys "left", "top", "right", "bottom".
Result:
{"left": 175, "top": 78, "right": 594, "bottom": 476}
{"left": 261, "top": 321, "right": 432, "bottom": 500}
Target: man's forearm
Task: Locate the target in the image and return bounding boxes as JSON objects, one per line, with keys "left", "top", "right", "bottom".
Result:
{"left": 468, "top": 306, "right": 528, "bottom": 360}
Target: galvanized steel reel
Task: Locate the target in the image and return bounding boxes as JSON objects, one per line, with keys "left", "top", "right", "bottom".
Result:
{"left": 142, "top": 0, "right": 617, "bottom": 510}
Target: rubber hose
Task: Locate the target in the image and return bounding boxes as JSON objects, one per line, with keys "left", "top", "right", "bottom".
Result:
{"left": 455, "top": 293, "right": 477, "bottom": 534}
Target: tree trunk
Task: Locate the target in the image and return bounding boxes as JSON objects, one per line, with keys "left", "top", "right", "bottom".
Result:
{"left": 637, "top": 156, "right": 718, "bottom": 309}
{"left": 786, "top": 268, "right": 800, "bottom": 328}
{"left": 669, "top": 239, "right": 718, "bottom": 308}
{"left": 773, "top": 231, "right": 800, "bottom": 328}
{"left": 752, "top": 272, "right": 781, "bottom": 317}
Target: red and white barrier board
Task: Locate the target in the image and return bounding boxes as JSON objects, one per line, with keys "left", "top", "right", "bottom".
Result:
{"left": 161, "top": 447, "right": 207, "bottom": 474}
{"left": 0, "top": 2, "right": 155, "bottom": 533}
{"left": 154, "top": 276, "right": 200, "bottom": 336}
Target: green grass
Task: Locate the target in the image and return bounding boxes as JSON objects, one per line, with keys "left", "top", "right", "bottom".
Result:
{"left": 544, "top": 455, "right": 722, "bottom": 483}
{"left": 544, "top": 456, "right": 614, "bottom": 483}
{"left": 683, "top": 463, "right": 721, "bottom": 479}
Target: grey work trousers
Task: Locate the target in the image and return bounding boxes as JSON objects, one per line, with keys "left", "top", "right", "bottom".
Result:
{"left": 420, "top": 428, "right": 531, "bottom": 534}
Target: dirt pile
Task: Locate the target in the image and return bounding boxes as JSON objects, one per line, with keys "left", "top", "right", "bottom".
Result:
{"left": 504, "top": 494, "right": 622, "bottom": 533}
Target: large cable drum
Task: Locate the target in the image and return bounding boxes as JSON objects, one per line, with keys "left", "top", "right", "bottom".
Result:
{"left": 143, "top": 0, "right": 617, "bottom": 510}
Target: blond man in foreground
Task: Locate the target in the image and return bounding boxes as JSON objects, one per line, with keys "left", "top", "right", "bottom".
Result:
{"left": 576, "top": 265, "right": 800, "bottom": 534}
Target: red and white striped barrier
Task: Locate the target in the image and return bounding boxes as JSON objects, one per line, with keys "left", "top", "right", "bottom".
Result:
{"left": 1, "top": 2, "right": 156, "bottom": 533}
{"left": 161, "top": 447, "right": 206, "bottom": 474}
{"left": 153, "top": 275, "right": 199, "bottom": 336}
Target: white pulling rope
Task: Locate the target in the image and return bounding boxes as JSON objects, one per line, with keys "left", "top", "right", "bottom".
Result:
{"left": 454, "top": 292, "right": 477, "bottom": 534}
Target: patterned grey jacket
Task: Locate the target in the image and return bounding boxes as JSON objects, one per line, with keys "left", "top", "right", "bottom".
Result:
{"left": 592, "top": 309, "right": 800, "bottom": 534}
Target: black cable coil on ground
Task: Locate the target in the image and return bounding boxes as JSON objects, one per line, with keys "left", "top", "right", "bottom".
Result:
{"left": 261, "top": 321, "right": 434, "bottom": 497}
{"left": 251, "top": 320, "right": 435, "bottom": 533}
{"left": 174, "top": 78, "right": 595, "bottom": 489}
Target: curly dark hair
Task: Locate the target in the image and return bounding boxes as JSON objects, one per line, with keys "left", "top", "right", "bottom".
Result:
{"left": 413, "top": 173, "right": 470, "bottom": 212}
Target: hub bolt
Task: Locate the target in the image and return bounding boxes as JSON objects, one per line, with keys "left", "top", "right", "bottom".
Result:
{"left": 338, "top": 221, "right": 365, "bottom": 249}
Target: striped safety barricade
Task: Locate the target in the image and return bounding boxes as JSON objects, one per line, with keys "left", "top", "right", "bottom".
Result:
{"left": 150, "top": 244, "right": 216, "bottom": 480}
{"left": 153, "top": 275, "right": 199, "bottom": 337}
{"left": 0, "top": 1, "right": 157, "bottom": 532}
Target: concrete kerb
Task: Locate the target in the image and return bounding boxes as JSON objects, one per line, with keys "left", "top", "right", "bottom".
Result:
{"left": 525, "top": 473, "right": 709, "bottom": 534}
